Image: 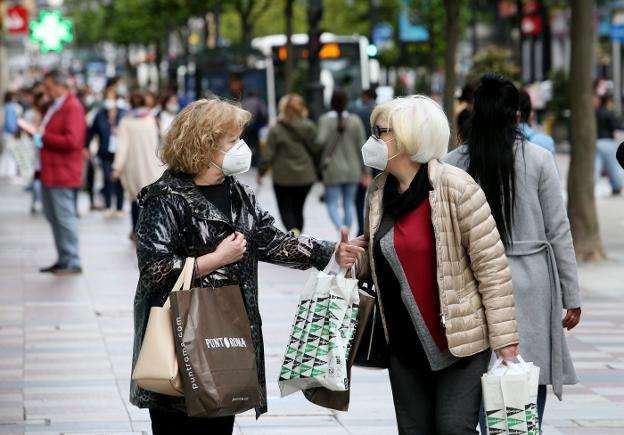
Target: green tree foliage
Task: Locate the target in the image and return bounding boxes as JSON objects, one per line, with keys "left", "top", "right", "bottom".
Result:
{"left": 406, "top": 0, "right": 470, "bottom": 69}
{"left": 468, "top": 46, "right": 520, "bottom": 82}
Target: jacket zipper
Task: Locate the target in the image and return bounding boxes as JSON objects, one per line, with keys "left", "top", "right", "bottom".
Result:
{"left": 429, "top": 190, "right": 447, "bottom": 327}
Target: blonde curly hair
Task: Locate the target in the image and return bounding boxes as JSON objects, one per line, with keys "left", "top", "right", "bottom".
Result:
{"left": 159, "top": 98, "right": 251, "bottom": 175}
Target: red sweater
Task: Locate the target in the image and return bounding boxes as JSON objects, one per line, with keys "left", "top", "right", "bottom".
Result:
{"left": 393, "top": 197, "right": 448, "bottom": 352}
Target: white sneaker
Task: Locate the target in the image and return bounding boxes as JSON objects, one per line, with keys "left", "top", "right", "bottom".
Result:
{"left": 104, "top": 209, "right": 114, "bottom": 220}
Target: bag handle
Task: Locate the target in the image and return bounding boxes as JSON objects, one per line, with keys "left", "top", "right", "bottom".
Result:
{"left": 162, "top": 257, "right": 195, "bottom": 309}
{"left": 489, "top": 355, "right": 530, "bottom": 374}
{"left": 171, "top": 257, "right": 195, "bottom": 293}
{"left": 322, "top": 253, "right": 356, "bottom": 279}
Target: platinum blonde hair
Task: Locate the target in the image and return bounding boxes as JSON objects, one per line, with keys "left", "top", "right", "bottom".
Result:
{"left": 370, "top": 95, "right": 450, "bottom": 163}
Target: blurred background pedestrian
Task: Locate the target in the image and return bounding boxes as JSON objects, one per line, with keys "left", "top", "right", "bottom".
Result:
{"left": 87, "top": 86, "right": 127, "bottom": 219}
{"left": 317, "top": 89, "right": 368, "bottom": 234}
{"left": 112, "top": 92, "right": 164, "bottom": 241}
{"left": 259, "top": 94, "right": 320, "bottom": 235}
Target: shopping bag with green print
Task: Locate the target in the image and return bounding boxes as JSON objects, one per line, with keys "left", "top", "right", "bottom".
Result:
{"left": 481, "top": 356, "right": 541, "bottom": 435}
{"left": 278, "top": 259, "right": 359, "bottom": 397}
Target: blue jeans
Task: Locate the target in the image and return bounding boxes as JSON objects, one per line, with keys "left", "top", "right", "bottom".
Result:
{"left": 324, "top": 183, "right": 358, "bottom": 230}
{"left": 41, "top": 187, "right": 81, "bottom": 268}
{"left": 595, "top": 138, "right": 624, "bottom": 192}
{"left": 479, "top": 384, "right": 547, "bottom": 433}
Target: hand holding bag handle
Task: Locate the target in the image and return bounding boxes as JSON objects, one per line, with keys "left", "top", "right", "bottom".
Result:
{"left": 132, "top": 257, "right": 195, "bottom": 396}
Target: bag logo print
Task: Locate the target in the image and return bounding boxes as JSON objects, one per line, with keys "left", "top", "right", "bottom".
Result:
{"left": 176, "top": 316, "right": 199, "bottom": 390}
{"left": 205, "top": 337, "right": 248, "bottom": 349}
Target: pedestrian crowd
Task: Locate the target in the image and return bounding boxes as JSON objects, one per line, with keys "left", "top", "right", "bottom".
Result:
{"left": 6, "top": 68, "right": 623, "bottom": 434}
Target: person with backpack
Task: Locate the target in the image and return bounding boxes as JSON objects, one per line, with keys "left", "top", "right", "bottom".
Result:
{"left": 258, "top": 94, "right": 321, "bottom": 235}
{"left": 317, "top": 89, "right": 368, "bottom": 233}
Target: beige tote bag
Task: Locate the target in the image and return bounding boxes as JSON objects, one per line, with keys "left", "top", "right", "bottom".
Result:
{"left": 132, "top": 257, "right": 195, "bottom": 396}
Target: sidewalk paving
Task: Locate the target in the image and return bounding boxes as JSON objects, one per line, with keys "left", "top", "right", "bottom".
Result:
{"left": 1, "top": 155, "right": 623, "bottom": 434}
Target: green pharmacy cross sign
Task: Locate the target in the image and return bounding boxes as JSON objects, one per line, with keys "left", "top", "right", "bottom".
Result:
{"left": 30, "top": 10, "right": 74, "bottom": 53}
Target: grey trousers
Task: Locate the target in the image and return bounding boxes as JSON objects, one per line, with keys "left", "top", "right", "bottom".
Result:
{"left": 388, "top": 349, "right": 491, "bottom": 435}
{"left": 42, "top": 187, "right": 81, "bottom": 268}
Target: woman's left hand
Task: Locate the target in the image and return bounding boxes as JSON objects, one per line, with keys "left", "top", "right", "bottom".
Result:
{"left": 494, "top": 343, "right": 520, "bottom": 362}
{"left": 335, "top": 228, "right": 368, "bottom": 269}
{"left": 562, "top": 307, "right": 582, "bottom": 330}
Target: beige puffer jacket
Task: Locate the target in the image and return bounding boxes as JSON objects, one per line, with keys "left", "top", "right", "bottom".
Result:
{"left": 357, "top": 159, "right": 519, "bottom": 357}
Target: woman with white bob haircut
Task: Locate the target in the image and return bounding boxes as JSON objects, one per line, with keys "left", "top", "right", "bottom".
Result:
{"left": 355, "top": 95, "right": 520, "bottom": 434}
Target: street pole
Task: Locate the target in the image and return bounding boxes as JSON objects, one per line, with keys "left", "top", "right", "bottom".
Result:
{"left": 0, "top": 0, "right": 7, "bottom": 154}
{"left": 307, "top": 0, "right": 324, "bottom": 121}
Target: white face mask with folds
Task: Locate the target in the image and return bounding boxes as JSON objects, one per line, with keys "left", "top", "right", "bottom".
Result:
{"left": 211, "top": 139, "right": 252, "bottom": 176}
{"left": 361, "top": 135, "right": 399, "bottom": 171}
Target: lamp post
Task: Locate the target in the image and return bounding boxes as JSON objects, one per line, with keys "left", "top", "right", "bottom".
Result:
{"left": 307, "top": 0, "right": 323, "bottom": 121}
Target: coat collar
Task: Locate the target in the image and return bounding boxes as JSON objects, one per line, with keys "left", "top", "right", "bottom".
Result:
{"left": 371, "top": 159, "right": 444, "bottom": 193}
{"left": 138, "top": 170, "right": 244, "bottom": 226}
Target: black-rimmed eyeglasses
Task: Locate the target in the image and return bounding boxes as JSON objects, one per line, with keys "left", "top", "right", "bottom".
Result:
{"left": 373, "top": 125, "right": 392, "bottom": 138}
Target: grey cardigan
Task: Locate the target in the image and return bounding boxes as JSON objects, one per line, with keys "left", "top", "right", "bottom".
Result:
{"left": 444, "top": 142, "right": 581, "bottom": 399}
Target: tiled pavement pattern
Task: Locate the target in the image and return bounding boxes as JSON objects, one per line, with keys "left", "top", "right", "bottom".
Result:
{"left": 1, "top": 154, "right": 623, "bottom": 435}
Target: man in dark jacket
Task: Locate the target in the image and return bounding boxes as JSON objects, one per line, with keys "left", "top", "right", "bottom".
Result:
{"left": 37, "top": 70, "right": 86, "bottom": 274}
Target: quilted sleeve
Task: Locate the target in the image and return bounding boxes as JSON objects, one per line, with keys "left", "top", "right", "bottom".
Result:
{"left": 457, "top": 181, "right": 519, "bottom": 350}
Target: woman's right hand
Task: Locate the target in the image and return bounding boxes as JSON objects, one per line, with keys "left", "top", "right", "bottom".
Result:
{"left": 494, "top": 343, "right": 520, "bottom": 362}
{"left": 213, "top": 232, "right": 247, "bottom": 267}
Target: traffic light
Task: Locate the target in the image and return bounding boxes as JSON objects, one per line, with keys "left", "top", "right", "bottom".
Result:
{"left": 367, "top": 44, "right": 378, "bottom": 58}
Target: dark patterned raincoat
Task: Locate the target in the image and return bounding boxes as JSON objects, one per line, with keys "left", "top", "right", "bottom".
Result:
{"left": 130, "top": 170, "right": 335, "bottom": 416}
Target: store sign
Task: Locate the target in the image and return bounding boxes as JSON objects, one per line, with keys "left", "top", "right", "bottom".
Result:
{"left": 7, "top": 5, "right": 29, "bottom": 34}
{"left": 611, "top": 24, "right": 624, "bottom": 42}
{"left": 30, "top": 10, "right": 73, "bottom": 52}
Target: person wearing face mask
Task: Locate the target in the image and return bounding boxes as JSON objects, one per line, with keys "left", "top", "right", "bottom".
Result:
{"left": 86, "top": 87, "right": 127, "bottom": 219}
{"left": 356, "top": 95, "right": 519, "bottom": 434}
{"left": 130, "top": 98, "right": 366, "bottom": 434}
{"left": 158, "top": 93, "right": 180, "bottom": 136}
{"left": 111, "top": 92, "right": 163, "bottom": 240}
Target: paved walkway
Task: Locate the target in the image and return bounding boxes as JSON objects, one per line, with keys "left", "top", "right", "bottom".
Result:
{"left": 0, "top": 157, "right": 623, "bottom": 434}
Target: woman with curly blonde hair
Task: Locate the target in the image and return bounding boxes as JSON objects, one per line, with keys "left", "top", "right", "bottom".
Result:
{"left": 130, "top": 98, "right": 366, "bottom": 434}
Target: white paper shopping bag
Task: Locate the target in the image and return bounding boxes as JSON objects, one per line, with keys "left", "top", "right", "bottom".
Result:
{"left": 481, "top": 356, "right": 541, "bottom": 435}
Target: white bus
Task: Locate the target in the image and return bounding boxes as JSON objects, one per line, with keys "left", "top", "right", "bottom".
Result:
{"left": 251, "top": 33, "right": 371, "bottom": 122}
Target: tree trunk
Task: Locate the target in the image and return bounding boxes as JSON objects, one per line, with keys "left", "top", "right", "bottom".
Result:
{"left": 240, "top": 15, "right": 251, "bottom": 47}
{"left": 443, "top": 0, "right": 460, "bottom": 148}
{"left": 284, "top": 0, "right": 295, "bottom": 93}
{"left": 568, "top": 0, "right": 606, "bottom": 261}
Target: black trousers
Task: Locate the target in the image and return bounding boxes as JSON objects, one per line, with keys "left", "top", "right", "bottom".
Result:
{"left": 355, "top": 182, "right": 367, "bottom": 236}
{"left": 273, "top": 183, "right": 312, "bottom": 233}
{"left": 85, "top": 158, "right": 95, "bottom": 206}
{"left": 149, "top": 408, "right": 235, "bottom": 435}
{"left": 388, "top": 349, "right": 490, "bottom": 435}
{"left": 101, "top": 159, "right": 124, "bottom": 210}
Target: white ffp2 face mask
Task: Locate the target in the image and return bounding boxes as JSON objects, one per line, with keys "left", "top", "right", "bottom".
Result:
{"left": 361, "top": 136, "right": 399, "bottom": 171}
{"left": 213, "top": 139, "right": 252, "bottom": 176}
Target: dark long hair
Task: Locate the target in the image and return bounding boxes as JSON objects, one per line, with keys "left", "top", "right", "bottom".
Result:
{"left": 467, "top": 73, "right": 521, "bottom": 248}
{"left": 331, "top": 89, "right": 347, "bottom": 133}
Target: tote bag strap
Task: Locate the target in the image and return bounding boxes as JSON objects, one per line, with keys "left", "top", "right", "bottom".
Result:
{"left": 163, "top": 257, "right": 195, "bottom": 309}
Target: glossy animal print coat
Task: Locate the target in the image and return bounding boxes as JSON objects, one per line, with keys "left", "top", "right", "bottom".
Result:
{"left": 130, "top": 170, "right": 335, "bottom": 416}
